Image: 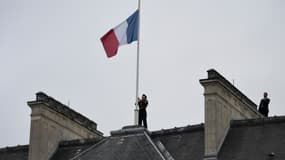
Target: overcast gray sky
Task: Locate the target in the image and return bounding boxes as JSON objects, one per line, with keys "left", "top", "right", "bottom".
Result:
{"left": 0, "top": 0, "right": 284, "bottom": 147}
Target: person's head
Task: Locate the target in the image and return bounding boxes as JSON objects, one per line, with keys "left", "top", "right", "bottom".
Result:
{"left": 264, "top": 92, "right": 268, "bottom": 98}
{"left": 142, "top": 94, "right": 147, "bottom": 100}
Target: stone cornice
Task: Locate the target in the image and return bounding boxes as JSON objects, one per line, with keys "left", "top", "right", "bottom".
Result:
{"left": 27, "top": 92, "right": 103, "bottom": 136}
{"left": 200, "top": 69, "right": 257, "bottom": 110}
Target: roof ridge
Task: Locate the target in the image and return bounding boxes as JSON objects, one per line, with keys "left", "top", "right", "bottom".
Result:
{"left": 151, "top": 123, "right": 204, "bottom": 136}
{"left": 153, "top": 140, "right": 175, "bottom": 160}
{"left": 231, "top": 115, "right": 285, "bottom": 127}
{"left": 143, "top": 131, "right": 168, "bottom": 160}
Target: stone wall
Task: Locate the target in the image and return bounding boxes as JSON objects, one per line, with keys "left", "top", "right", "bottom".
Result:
{"left": 200, "top": 69, "right": 263, "bottom": 159}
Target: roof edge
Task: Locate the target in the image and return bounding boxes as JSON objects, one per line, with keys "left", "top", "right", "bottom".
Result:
{"left": 0, "top": 144, "right": 29, "bottom": 153}
{"left": 231, "top": 116, "right": 285, "bottom": 127}
{"left": 151, "top": 123, "right": 204, "bottom": 136}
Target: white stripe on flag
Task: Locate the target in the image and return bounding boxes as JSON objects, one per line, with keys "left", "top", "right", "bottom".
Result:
{"left": 114, "top": 21, "right": 128, "bottom": 46}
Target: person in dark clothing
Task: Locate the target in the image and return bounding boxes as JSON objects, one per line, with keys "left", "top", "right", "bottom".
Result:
{"left": 258, "top": 92, "right": 270, "bottom": 117}
{"left": 137, "top": 94, "right": 148, "bottom": 128}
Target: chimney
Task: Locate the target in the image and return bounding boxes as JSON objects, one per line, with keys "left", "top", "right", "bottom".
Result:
{"left": 27, "top": 92, "right": 103, "bottom": 160}
{"left": 200, "top": 69, "right": 263, "bottom": 160}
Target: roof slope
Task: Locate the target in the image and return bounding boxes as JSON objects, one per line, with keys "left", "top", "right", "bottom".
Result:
{"left": 0, "top": 145, "right": 28, "bottom": 160}
{"left": 72, "top": 128, "right": 164, "bottom": 160}
{"left": 152, "top": 124, "right": 204, "bottom": 160}
{"left": 218, "top": 116, "right": 285, "bottom": 160}
{"left": 52, "top": 125, "right": 205, "bottom": 160}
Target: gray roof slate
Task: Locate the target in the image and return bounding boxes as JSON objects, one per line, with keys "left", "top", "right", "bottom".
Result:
{"left": 50, "top": 139, "right": 101, "bottom": 160}
{"left": 218, "top": 116, "right": 285, "bottom": 160}
{"left": 73, "top": 132, "right": 164, "bottom": 160}
{"left": 0, "top": 145, "right": 28, "bottom": 160}
{"left": 152, "top": 124, "right": 205, "bottom": 160}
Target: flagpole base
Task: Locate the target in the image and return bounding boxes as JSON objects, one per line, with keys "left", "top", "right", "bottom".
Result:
{"left": 134, "top": 109, "right": 139, "bottom": 125}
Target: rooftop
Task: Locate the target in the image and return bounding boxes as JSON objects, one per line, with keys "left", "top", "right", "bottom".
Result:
{"left": 1, "top": 116, "right": 285, "bottom": 160}
{"left": 219, "top": 116, "right": 285, "bottom": 160}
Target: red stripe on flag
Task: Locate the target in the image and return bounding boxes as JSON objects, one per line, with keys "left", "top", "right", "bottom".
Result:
{"left": 100, "top": 29, "right": 119, "bottom": 58}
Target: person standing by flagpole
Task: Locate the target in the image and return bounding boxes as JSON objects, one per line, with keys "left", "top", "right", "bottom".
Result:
{"left": 137, "top": 94, "right": 148, "bottom": 128}
{"left": 100, "top": 0, "right": 142, "bottom": 126}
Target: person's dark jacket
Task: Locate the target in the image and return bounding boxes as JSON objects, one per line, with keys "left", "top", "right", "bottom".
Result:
{"left": 138, "top": 99, "right": 148, "bottom": 110}
{"left": 258, "top": 98, "right": 270, "bottom": 116}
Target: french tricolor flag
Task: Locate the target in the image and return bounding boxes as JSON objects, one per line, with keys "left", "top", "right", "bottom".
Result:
{"left": 101, "top": 10, "right": 139, "bottom": 58}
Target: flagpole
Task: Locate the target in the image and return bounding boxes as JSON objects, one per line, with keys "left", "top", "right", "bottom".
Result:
{"left": 134, "top": 0, "right": 141, "bottom": 125}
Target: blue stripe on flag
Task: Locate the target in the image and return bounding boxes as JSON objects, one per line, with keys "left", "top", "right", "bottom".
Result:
{"left": 126, "top": 10, "right": 139, "bottom": 44}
